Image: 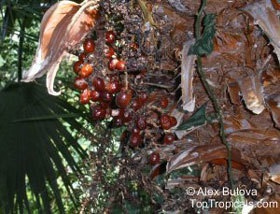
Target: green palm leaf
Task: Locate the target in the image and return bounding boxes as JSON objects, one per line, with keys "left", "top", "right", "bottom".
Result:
{"left": 0, "top": 82, "right": 87, "bottom": 213}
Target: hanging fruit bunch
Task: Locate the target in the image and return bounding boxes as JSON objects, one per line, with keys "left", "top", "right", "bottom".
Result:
{"left": 70, "top": 1, "right": 180, "bottom": 167}
{"left": 21, "top": 0, "right": 182, "bottom": 179}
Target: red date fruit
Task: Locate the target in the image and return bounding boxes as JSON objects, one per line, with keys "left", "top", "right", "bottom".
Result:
{"left": 163, "top": 133, "right": 175, "bottom": 144}
{"left": 101, "top": 91, "right": 113, "bottom": 102}
{"left": 160, "top": 114, "right": 171, "bottom": 130}
{"left": 115, "top": 90, "right": 132, "bottom": 108}
{"left": 73, "top": 61, "right": 83, "bottom": 74}
{"left": 169, "top": 116, "right": 177, "bottom": 127}
{"left": 91, "top": 90, "right": 101, "bottom": 102}
{"left": 80, "top": 89, "right": 91, "bottom": 104}
{"left": 80, "top": 63, "right": 93, "bottom": 78}
{"left": 105, "top": 80, "right": 121, "bottom": 94}
{"left": 74, "top": 77, "right": 88, "bottom": 90}
{"left": 116, "top": 60, "right": 126, "bottom": 71}
{"left": 139, "top": 92, "right": 148, "bottom": 103}
{"left": 92, "top": 77, "right": 105, "bottom": 91}
{"left": 105, "top": 30, "right": 116, "bottom": 44}
{"left": 108, "top": 58, "right": 119, "bottom": 71}
{"left": 92, "top": 105, "right": 106, "bottom": 120}
{"left": 78, "top": 53, "right": 87, "bottom": 62}
{"left": 129, "top": 133, "right": 142, "bottom": 147}
{"left": 83, "top": 38, "right": 95, "bottom": 53}
{"left": 104, "top": 46, "right": 115, "bottom": 59}
{"left": 149, "top": 152, "right": 160, "bottom": 165}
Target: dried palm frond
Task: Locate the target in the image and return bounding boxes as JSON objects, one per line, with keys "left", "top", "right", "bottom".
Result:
{"left": 22, "top": 0, "right": 100, "bottom": 95}
{"left": 244, "top": 0, "right": 280, "bottom": 64}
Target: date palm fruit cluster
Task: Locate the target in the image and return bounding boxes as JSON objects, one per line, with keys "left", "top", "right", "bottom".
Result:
{"left": 71, "top": 10, "right": 178, "bottom": 167}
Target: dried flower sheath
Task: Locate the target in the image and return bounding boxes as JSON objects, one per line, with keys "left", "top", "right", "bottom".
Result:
{"left": 22, "top": 0, "right": 99, "bottom": 95}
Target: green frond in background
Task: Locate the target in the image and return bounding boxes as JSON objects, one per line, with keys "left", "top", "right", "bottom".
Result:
{"left": 0, "top": 0, "right": 53, "bottom": 39}
{"left": 0, "top": 82, "right": 87, "bottom": 213}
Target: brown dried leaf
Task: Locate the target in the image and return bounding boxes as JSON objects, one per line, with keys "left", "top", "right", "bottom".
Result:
{"left": 181, "top": 40, "right": 196, "bottom": 112}
{"left": 166, "top": 144, "right": 244, "bottom": 173}
{"left": 22, "top": 1, "right": 99, "bottom": 95}
{"left": 271, "top": 0, "right": 280, "bottom": 10}
{"left": 266, "top": 94, "right": 280, "bottom": 129}
{"left": 213, "top": 32, "right": 244, "bottom": 55}
{"left": 227, "top": 81, "right": 241, "bottom": 105}
{"left": 153, "top": 4, "right": 191, "bottom": 45}
{"left": 238, "top": 75, "right": 265, "bottom": 114}
{"left": 224, "top": 114, "right": 256, "bottom": 134}
{"left": 269, "top": 163, "right": 280, "bottom": 184}
{"left": 224, "top": 113, "right": 280, "bottom": 156}
{"left": 209, "top": 159, "right": 246, "bottom": 171}
{"left": 244, "top": 0, "right": 280, "bottom": 64}
{"left": 228, "top": 128, "right": 280, "bottom": 144}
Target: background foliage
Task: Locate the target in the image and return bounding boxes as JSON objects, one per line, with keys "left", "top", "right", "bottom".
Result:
{"left": 0, "top": 0, "right": 95, "bottom": 213}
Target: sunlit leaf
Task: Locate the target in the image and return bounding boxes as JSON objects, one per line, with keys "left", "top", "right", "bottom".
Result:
{"left": 0, "top": 56, "right": 5, "bottom": 67}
